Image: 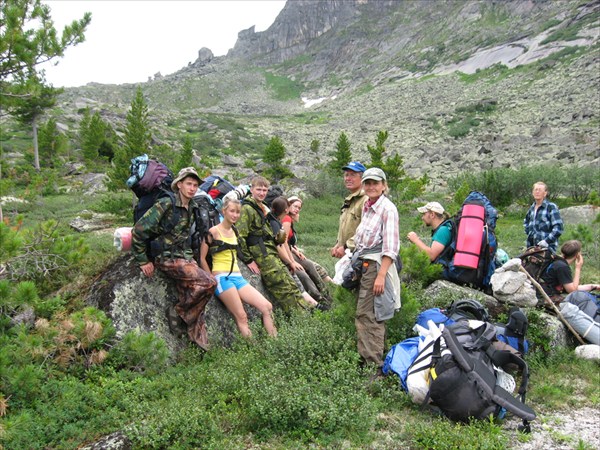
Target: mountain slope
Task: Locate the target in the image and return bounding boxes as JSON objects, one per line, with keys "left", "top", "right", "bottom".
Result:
{"left": 38, "top": 0, "right": 600, "bottom": 180}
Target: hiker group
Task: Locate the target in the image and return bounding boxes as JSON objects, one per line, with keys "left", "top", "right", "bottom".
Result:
{"left": 120, "top": 154, "right": 598, "bottom": 425}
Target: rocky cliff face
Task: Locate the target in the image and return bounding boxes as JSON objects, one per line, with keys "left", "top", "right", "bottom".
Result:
{"left": 228, "top": 0, "right": 370, "bottom": 63}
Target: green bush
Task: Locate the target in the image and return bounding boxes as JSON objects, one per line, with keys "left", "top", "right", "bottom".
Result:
{"left": 400, "top": 245, "right": 443, "bottom": 288}
{"left": 410, "top": 416, "right": 508, "bottom": 450}
{"left": 3, "top": 220, "right": 89, "bottom": 294}
{"left": 108, "top": 331, "right": 170, "bottom": 375}
{"left": 448, "top": 164, "right": 597, "bottom": 208}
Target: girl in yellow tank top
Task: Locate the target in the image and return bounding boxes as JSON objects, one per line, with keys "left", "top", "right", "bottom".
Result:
{"left": 200, "top": 195, "right": 277, "bottom": 338}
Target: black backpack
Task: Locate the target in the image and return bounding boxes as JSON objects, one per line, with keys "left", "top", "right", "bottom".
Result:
{"left": 127, "top": 155, "right": 179, "bottom": 259}
{"left": 426, "top": 321, "right": 535, "bottom": 429}
{"left": 495, "top": 306, "right": 530, "bottom": 355}
{"left": 128, "top": 155, "right": 175, "bottom": 223}
{"left": 264, "top": 185, "right": 284, "bottom": 208}
{"left": 518, "top": 246, "right": 565, "bottom": 286}
{"left": 190, "top": 192, "right": 222, "bottom": 261}
{"left": 446, "top": 298, "right": 490, "bottom": 322}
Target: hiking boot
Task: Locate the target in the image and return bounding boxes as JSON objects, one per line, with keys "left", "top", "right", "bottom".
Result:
{"left": 314, "top": 302, "right": 330, "bottom": 312}
{"left": 368, "top": 367, "right": 386, "bottom": 383}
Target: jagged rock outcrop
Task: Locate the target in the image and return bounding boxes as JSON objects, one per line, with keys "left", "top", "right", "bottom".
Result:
{"left": 193, "top": 47, "right": 214, "bottom": 66}
{"left": 228, "top": 0, "right": 366, "bottom": 63}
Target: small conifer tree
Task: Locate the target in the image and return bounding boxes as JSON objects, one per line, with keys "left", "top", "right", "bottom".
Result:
{"left": 107, "top": 86, "right": 152, "bottom": 190}
{"left": 328, "top": 131, "right": 352, "bottom": 173}
{"left": 175, "top": 135, "right": 194, "bottom": 173}
{"left": 263, "top": 136, "right": 293, "bottom": 182}
{"left": 38, "top": 118, "right": 67, "bottom": 167}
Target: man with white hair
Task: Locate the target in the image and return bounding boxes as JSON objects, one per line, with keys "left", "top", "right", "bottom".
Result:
{"left": 407, "top": 201, "right": 452, "bottom": 262}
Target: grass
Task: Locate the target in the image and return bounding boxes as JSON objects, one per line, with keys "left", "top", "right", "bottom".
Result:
{"left": 1, "top": 177, "right": 600, "bottom": 449}
{"left": 264, "top": 71, "right": 304, "bottom": 101}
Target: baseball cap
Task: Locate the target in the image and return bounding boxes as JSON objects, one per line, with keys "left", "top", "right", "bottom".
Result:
{"left": 417, "top": 201, "right": 445, "bottom": 214}
{"left": 171, "top": 167, "right": 202, "bottom": 191}
{"left": 342, "top": 161, "right": 366, "bottom": 173}
{"left": 361, "top": 167, "right": 386, "bottom": 182}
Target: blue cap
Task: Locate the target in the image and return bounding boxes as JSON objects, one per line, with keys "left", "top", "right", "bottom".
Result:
{"left": 341, "top": 161, "right": 366, "bottom": 173}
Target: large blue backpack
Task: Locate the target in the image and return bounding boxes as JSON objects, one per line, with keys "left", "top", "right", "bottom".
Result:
{"left": 436, "top": 191, "right": 498, "bottom": 290}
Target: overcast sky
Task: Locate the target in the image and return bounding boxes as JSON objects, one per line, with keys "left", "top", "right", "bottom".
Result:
{"left": 40, "top": 1, "right": 286, "bottom": 88}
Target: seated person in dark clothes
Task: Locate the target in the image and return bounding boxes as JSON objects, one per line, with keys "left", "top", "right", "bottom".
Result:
{"left": 540, "top": 240, "right": 599, "bottom": 302}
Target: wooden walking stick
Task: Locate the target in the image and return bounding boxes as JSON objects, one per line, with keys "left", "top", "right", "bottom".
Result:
{"left": 519, "top": 266, "right": 585, "bottom": 345}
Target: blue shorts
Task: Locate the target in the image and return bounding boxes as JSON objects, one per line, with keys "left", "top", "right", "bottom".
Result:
{"left": 215, "top": 273, "right": 249, "bottom": 295}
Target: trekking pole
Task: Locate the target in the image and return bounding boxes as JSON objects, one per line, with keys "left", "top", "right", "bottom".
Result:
{"left": 519, "top": 266, "right": 585, "bottom": 345}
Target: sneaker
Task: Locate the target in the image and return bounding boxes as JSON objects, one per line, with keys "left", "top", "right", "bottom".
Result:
{"left": 314, "top": 302, "right": 330, "bottom": 312}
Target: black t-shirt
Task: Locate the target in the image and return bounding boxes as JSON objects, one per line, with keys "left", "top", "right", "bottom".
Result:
{"left": 540, "top": 259, "right": 572, "bottom": 297}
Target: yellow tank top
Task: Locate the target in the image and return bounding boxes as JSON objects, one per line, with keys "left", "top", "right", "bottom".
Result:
{"left": 211, "top": 228, "right": 240, "bottom": 273}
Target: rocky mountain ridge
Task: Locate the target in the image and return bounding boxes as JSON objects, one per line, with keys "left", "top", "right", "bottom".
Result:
{"left": 36, "top": 0, "right": 600, "bottom": 182}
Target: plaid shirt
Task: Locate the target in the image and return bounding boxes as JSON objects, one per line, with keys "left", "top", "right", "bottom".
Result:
{"left": 524, "top": 199, "right": 563, "bottom": 251}
{"left": 354, "top": 195, "right": 399, "bottom": 260}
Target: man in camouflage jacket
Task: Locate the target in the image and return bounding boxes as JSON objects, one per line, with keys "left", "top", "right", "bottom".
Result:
{"left": 236, "top": 176, "right": 304, "bottom": 312}
{"left": 132, "top": 167, "right": 216, "bottom": 349}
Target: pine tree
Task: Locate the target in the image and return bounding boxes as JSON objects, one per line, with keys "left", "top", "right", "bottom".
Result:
{"left": 175, "top": 135, "right": 194, "bottom": 173}
{"left": 123, "top": 86, "right": 151, "bottom": 157}
{"left": 107, "top": 87, "right": 152, "bottom": 191}
{"left": 366, "top": 130, "right": 428, "bottom": 200}
{"left": 12, "top": 79, "right": 60, "bottom": 171}
{"left": 328, "top": 132, "right": 352, "bottom": 173}
{"left": 0, "top": 0, "right": 90, "bottom": 106}
{"left": 367, "top": 130, "right": 388, "bottom": 169}
{"left": 82, "top": 112, "right": 106, "bottom": 161}
{"left": 38, "top": 118, "right": 67, "bottom": 166}
{"left": 263, "top": 136, "right": 292, "bottom": 183}
{"left": 310, "top": 139, "right": 320, "bottom": 153}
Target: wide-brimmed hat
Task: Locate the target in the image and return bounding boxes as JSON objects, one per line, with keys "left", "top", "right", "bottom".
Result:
{"left": 417, "top": 201, "right": 445, "bottom": 214}
{"left": 342, "top": 161, "right": 367, "bottom": 173}
{"left": 361, "top": 167, "right": 386, "bottom": 182}
{"left": 171, "top": 167, "right": 202, "bottom": 191}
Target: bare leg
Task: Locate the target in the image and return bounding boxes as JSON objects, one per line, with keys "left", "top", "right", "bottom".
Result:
{"left": 302, "top": 291, "right": 318, "bottom": 307}
{"left": 217, "top": 287, "right": 252, "bottom": 338}
{"left": 238, "top": 284, "right": 277, "bottom": 337}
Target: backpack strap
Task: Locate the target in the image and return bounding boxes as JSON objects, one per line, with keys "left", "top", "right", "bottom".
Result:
{"left": 208, "top": 226, "right": 241, "bottom": 276}
{"left": 242, "top": 199, "right": 278, "bottom": 256}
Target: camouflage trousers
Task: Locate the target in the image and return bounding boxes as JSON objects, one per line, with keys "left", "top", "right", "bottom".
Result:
{"left": 355, "top": 262, "right": 386, "bottom": 367}
{"left": 253, "top": 251, "right": 304, "bottom": 313}
{"left": 157, "top": 258, "right": 216, "bottom": 350}
{"left": 293, "top": 254, "right": 329, "bottom": 303}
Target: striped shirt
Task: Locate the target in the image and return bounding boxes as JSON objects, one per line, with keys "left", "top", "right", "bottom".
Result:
{"left": 354, "top": 195, "right": 399, "bottom": 259}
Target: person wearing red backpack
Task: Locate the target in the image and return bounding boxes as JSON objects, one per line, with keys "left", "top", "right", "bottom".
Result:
{"left": 407, "top": 201, "right": 452, "bottom": 262}
{"left": 131, "top": 167, "right": 217, "bottom": 350}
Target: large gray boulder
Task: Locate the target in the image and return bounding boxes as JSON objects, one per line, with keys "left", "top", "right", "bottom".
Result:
{"left": 559, "top": 205, "right": 599, "bottom": 226}
{"left": 85, "top": 254, "right": 268, "bottom": 357}
{"left": 491, "top": 258, "right": 538, "bottom": 307}
{"left": 424, "top": 280, "right": 502, "bottom": 317}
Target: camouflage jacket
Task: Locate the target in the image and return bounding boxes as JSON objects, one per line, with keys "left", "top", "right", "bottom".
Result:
{"left": 237, "top": 197, "right": 277, "bottom": 263}
{"left": 131, "top": 193, "right": 198, "bottom": 265}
